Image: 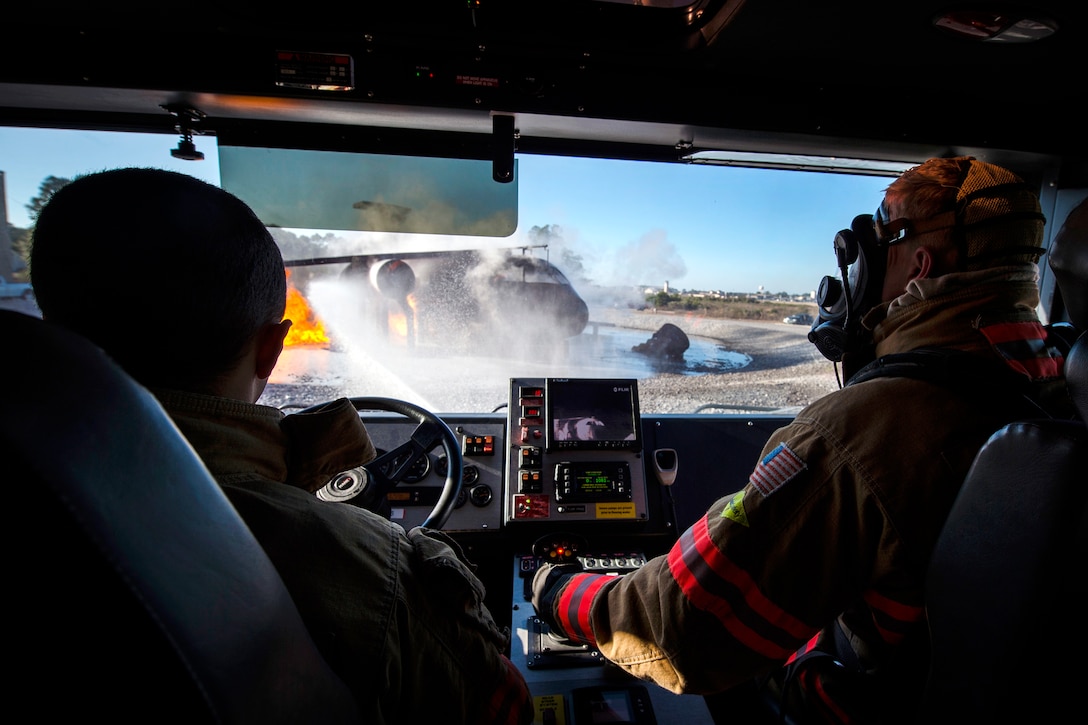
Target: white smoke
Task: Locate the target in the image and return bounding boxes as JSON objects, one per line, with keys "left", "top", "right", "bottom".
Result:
{"left": 603, "top": 229, "right": 687, "bottom": 287}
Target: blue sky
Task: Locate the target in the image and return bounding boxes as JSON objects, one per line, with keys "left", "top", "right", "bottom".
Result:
{"left": 1, "top": 126, "right": 894, "bottom": 293}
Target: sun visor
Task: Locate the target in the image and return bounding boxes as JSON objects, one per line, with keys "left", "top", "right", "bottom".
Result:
{"left": 218, "top": 146, "right": 518, "bottom": 237}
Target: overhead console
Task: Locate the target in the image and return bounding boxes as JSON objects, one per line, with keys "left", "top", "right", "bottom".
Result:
{"left": 504, "top": 377, "right": 649, "bottom": 527}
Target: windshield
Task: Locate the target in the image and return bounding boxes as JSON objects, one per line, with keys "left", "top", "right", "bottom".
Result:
{"left": 1, "top": 127, "right": 894, "bottom": 414}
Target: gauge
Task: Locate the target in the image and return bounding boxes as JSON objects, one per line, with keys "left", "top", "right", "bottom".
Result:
{"left": 436, "top": 456, "right": 480, "bottom": 487}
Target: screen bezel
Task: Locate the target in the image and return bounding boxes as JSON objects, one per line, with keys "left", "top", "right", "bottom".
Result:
{"left": 544, "top": 378, "right": 642, "bottom": 452}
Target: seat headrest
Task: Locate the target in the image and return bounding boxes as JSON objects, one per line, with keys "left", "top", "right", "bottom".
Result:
{"left": 1049, "top": 198, "right": 1088, "bottom": 329}
{"left": 0, "top": 309, "right": 359, "bottom": 722}
{"left": 1066, "top": 334, "right": 1088, "bottom": 422}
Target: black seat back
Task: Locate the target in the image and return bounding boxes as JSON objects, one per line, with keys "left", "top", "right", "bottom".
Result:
{"left": 918, "top": 333, "right": 1088, "bottom": 722}
{"left": 1, "top": 310, "right": 359, "bottom": 723}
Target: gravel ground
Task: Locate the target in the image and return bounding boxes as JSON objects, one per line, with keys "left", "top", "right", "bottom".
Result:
{"left": 589, "top": 308, "right": 841, "bottom": 415}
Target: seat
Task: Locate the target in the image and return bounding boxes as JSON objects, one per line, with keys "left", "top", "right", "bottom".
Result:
{"left": 0, "top": 310, "right": 359, "bottom": 723}
{"left": 918, "top": 331, "right": 1088, "bottom": 723}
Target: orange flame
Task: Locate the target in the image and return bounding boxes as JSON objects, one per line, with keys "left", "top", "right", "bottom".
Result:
{"left": 389, "top": 311, "right": 408, "bottom": 338}
{"left": 387, "top": 294, "right": 418, "bottom": 342}
{"left": 283, "top": 269, "right": 330, "bottom": 347}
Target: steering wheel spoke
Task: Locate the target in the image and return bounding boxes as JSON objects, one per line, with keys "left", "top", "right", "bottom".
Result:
{"left": 368, "top": 439, "right": 426, "bottom": 486}
{"left": 294, "top": 397, "right": 463, "bottom": 529}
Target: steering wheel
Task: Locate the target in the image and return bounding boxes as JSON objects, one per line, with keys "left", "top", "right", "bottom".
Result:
{"left": 298, "top": 397, "right": 463, "bottom": 529}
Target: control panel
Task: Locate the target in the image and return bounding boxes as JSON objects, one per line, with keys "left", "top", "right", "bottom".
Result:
{"left": 504, "top": 378, "right": 648, "bottom": 525}
{"left": 517, "top": 534, "right": 648, "bottom": 662}
{"left": 509, "top": 532, "right": 714, "bottom": 724}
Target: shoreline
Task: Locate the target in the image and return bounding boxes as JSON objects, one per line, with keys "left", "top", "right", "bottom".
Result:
{"left": 601, "top": 309, "right": 840, "bottom": 414}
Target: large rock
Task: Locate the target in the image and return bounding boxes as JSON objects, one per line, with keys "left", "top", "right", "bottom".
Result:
{"left": 632, "top": 322, "right": 689, "bottom": 360}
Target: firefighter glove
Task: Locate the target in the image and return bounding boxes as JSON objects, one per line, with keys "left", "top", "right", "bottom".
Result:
{"left": 531, "top": 561, "right": 584, "bottom": 639}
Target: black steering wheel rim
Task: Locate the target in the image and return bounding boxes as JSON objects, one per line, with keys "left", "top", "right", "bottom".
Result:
{"left": 299, "top": 396, "right": 463, "bottom": 529}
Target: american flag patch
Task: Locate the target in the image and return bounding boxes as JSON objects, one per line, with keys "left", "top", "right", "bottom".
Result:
{"left": 749, "top": 442, "right": 806, "bottom": 497}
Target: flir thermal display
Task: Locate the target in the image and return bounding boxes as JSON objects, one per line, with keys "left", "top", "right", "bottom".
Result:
{"left": 545, "top": 378, "right": 641, "bottom": 452}
{"left": 505, "top": 377, "right": 649, "bottom": 525}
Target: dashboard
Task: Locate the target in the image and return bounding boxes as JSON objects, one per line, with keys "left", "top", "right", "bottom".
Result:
{"left": 357, "top": 378, "right": 795, "bottom": 724}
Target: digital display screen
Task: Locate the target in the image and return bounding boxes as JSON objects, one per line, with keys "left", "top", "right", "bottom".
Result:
{"left": 545, "top": 378, "right": 641, "bottom": 452}
{"left": 572, "top": 685, "right": 652, "bottom": 725}
{"left": 576, "top": 468, "right": 614, "bottom": 494}
{"left": 555, "top": 462, "right": 631, "bottom": 502}
{"left": 590, "top": 689, "right": 632, "bottom": 723}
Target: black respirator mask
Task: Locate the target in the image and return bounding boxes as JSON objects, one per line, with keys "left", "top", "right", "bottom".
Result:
{"left": 808, "top": 202, "right": 961, "bottom": 362}
{"left": 807, "top": 212, "right": 886, "bottom": 362}
{"left": 809, "top": 157, "right": 1047, "bottom": 364}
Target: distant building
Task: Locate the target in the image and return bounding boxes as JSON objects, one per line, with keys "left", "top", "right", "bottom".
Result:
{"left": 0, "top": 171, "right": 14, "bottom": 282}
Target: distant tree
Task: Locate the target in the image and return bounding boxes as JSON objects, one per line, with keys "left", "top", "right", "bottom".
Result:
{"left": 269, "top": 228, "right": 341, "bottom": 261}
{"left": 528, "top": 223, "right": 589, "bottom": 285}
{"left": 25, "top": 175, "right": 72, "bottom": 224}
{"left": 527, "top": 224, "right": 562, "bottom": 246}
{"left": 557, "top": 247, "right": 587, "bottom": 283}
{"left": 10, "top": 225, "right": 31, "bottom": 274}
{"left": 651, "top": 291, "right": 678, "bottom": 308}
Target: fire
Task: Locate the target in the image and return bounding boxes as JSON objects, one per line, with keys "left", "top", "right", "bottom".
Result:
{"left": 283, "top": 269, "right": 330, "bottom": 347}
{"left": 387, "top": 294, "right": 418, "bottom": 344}
{"left": 389, "top": 311, "right": 408, "bottom": 338}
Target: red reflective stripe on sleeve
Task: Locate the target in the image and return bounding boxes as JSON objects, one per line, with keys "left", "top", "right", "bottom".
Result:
{"left": 785, "top": 632, "right": 821, "bottom": 665}
{"left": 862, "top": 589, "right": 924, "bottom": 624}
{"left": 862, "top": 589, "right": 924, "bottom": 645}
{"left": 872, "top": 619, "right": 906, "bottom": 646}
{"left": 801, "top": 667, "right": 854, "bottom": 724}
{"left": 556, "top": 572, "right": 610, "bottom": 645}
{"left": 667, "top": 515, "right": 810, "bottom": 658}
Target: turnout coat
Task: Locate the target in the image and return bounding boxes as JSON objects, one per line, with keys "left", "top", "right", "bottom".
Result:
{"left": 541, "top": 265, "right": 1067, "bottom": 723}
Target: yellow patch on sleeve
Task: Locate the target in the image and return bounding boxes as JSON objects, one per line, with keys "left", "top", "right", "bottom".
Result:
{"left": 721, "top": 490, "right": 749, "bottom": 527}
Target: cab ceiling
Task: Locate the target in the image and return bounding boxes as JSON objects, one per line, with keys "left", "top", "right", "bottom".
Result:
{"left": 1, "top": 1, "right": 1085, "bottom": 171}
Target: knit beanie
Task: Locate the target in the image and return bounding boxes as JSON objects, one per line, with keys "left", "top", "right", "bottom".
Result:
{"left": 952, "top": 156, "right": 1046, "bottom": 271}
